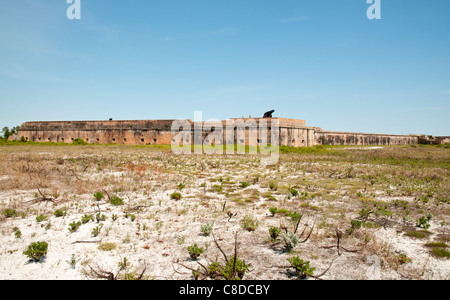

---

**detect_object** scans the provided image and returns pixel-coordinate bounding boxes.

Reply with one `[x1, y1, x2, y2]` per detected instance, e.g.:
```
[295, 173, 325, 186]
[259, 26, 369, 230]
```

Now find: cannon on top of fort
[263, 110, 275, 118]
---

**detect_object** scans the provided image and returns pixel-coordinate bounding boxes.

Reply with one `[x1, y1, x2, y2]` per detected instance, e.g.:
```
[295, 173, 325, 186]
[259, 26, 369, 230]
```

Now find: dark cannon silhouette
[263, 110, 275, 118]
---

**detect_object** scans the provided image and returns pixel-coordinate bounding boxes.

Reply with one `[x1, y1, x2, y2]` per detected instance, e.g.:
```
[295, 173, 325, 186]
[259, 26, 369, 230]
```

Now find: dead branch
[321, 228, 365, 255]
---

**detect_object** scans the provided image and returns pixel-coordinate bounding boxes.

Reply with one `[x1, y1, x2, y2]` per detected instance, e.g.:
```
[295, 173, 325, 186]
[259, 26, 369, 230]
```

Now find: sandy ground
[0, 149, 449, 280]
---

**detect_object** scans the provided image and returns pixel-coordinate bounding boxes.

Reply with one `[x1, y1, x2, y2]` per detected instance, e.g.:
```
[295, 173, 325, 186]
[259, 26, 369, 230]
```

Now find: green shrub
[110, 195, 124, 206]
[23, 241, 48, 262]
[68, 221, 81, 233]
[405, 230, 431, 239]
[221, 256, 249, 280]
[92, 224, 103, 237]
[2, 208, 17, 218]
[289, 211, 303, 223]
[288, 187, 299, 197]
[72, 138, 88, 145]
[54, 208, 67, 217]
[268, 181, 277, 190]
[416, 213, 433, 229]
[287, 256, 315, 279]
[93, 192, 104, 201]
[96, 213, 107, 222]
[187, 244, 204, 260]
[81, 214, 94, 224]
[240, 215, 258, 232]
[14, 229, 22, 239]
[124, 212, 136, 221]
[36, 214, 47, 223]
[240, 181, 250, 188]
[201, 223, 214, 236]
[170, 192, 182, 200]
[269, 227, 280, 241]
[431, 248, 450, 258]
[269, 207, 278, 217]
[281, 232, 299, 253]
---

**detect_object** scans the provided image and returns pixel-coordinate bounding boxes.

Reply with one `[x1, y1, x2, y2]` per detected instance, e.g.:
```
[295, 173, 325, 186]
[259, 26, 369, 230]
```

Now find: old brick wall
[15, 118, 420, 147]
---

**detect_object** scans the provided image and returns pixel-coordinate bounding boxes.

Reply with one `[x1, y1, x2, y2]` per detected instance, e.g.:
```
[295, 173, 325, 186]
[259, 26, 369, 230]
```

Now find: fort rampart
[12, 117, 421, 147]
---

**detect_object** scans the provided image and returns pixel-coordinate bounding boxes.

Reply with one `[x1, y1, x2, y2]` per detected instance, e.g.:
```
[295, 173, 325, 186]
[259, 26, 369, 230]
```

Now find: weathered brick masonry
[12, 117, 421, 146]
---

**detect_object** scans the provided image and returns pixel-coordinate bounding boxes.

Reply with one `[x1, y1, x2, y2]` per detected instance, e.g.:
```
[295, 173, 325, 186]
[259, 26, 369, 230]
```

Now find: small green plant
[269, 207, 278, 217]
[289, 211, 303, 223]
[54, 208, 67, 217]
[358, 207, 372, 221]
[170, 192, 182, 200]
[187, 244, 204, 260]
[36, 214, 47, 223]
[240, 181, 250, 188]
[93, 191, 104, 201]
[23, 241, 48, 262]
[81, 214, 94, 224]
[66, 254, 77, 268]
[347, 220, 362, 234]
[110, 195, 124, 206]
[280, 232, 299, 253]
[92, 224, 103, 237]
[240, 215, 258, 232]
[431, 247, 450, 258]
[14, 229, 22, 239]
[112, 214, 118, 221]
[287, 256, 315, 279]
[96, 213, 107, 222]
[395, 253, 412, 265]
[221, 256, 249, 280]
[269, 226, 281, 241]
[268, 181, 277, 190]
[178, 182, 185, 190]
[2, 208, 17, 218]
[405, 230, 431, 239]
[118, 257, 130, 270]
[68, 221, 81, 233]
[416, 213, 433, 229]
[288, 187, 299, 197]
[72, 138, 88, 145]
[201, 223, 214, 236]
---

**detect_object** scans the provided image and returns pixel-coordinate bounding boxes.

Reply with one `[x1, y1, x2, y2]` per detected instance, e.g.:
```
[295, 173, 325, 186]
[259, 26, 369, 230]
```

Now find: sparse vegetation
[23, 241, 48, 262]
[187, 244, 204, 260]
[0, 143, 448, 279]
[170, 192, 182, 200]
[201, 223, 214, 236]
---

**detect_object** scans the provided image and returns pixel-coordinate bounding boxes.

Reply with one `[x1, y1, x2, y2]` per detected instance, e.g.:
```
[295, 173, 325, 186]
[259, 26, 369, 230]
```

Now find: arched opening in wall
[112, 138, 116, 142]
[61, 138, 64, 142]
[48, 138, 51, 141]
[124, 138, 127, 142]
[153, 138, 157, 143]
[302, 140, 305, 146]
[25, 137, 29, 141]
[96, 138, 100, 142]
[86, 138, 89, 142]
[141, 139, 145, 143]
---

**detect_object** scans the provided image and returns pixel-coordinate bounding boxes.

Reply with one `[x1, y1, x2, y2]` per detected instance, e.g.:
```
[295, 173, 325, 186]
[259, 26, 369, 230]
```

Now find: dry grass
[0, 143, 449, 279]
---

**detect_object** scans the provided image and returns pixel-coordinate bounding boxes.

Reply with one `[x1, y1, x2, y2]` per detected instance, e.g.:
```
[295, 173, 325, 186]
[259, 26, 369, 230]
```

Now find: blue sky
[0, 0, 449, 135]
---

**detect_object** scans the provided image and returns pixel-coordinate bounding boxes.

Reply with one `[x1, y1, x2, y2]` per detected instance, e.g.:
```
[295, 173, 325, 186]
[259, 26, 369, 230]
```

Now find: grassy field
[0, 142, 448, 279]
